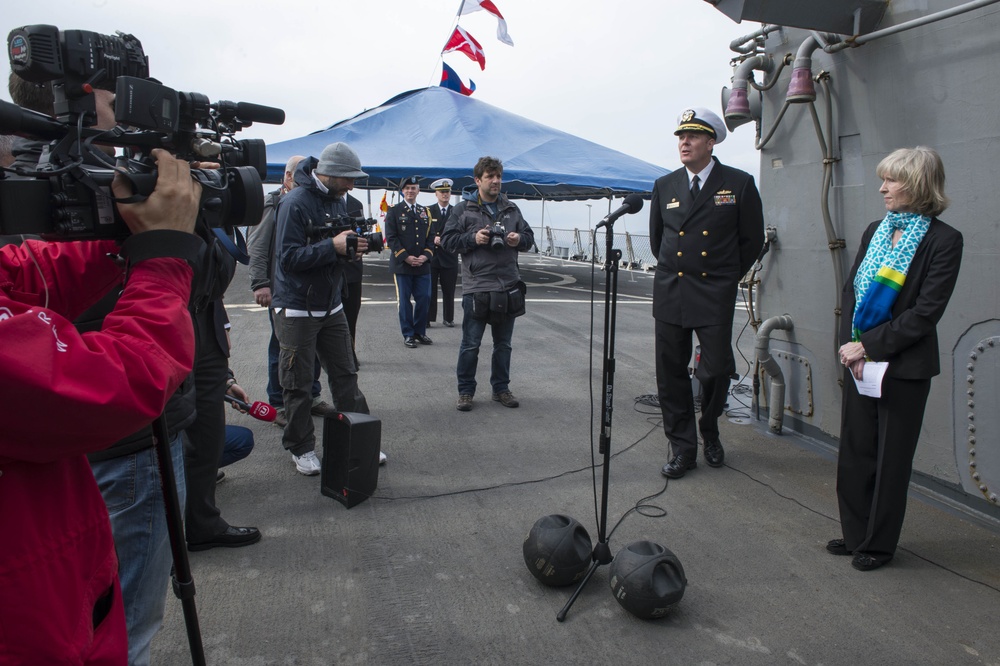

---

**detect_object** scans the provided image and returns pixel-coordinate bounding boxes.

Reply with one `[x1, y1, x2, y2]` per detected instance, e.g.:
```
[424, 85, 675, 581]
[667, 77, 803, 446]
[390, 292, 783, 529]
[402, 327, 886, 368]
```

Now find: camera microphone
[223, 394, 277, 422]
[211, 99, 286, 126]
[596, 194, 644, 229]
[235, 102, 285, 126]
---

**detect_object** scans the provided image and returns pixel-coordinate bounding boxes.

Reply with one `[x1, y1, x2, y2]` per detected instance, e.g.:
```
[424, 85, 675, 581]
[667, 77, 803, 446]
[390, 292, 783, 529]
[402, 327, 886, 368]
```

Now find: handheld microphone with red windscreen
[224, 394, 277, 422]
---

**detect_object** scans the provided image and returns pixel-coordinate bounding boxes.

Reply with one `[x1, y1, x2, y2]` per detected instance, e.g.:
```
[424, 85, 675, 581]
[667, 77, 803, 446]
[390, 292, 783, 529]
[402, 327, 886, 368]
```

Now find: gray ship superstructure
[702, 0, 1000, 519]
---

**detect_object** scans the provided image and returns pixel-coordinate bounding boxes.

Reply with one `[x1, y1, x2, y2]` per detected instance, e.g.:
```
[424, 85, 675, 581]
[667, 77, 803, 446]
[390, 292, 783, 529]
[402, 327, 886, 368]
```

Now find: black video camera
[305, 214, 385, 259]
[0, 24, 285, 242]
[489, 220, 506, 250]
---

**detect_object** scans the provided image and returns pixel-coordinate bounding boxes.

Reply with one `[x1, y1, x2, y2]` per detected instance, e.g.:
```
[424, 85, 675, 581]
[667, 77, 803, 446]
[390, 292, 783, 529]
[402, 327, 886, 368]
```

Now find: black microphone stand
[152, 415, 206, 665]
[557, 220, 622, 622]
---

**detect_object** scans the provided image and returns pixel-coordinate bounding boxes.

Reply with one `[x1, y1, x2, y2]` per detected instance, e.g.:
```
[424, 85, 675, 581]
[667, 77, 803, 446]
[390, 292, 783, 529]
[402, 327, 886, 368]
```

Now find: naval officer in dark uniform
[649, 107, 765, 479]
[428, 178, 459, 327]
[385, 175, 434, 348]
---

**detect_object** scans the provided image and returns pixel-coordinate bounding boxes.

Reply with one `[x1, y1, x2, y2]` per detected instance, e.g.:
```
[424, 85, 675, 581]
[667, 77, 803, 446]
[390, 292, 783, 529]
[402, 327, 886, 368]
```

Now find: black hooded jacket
[272, 157, 350, 313]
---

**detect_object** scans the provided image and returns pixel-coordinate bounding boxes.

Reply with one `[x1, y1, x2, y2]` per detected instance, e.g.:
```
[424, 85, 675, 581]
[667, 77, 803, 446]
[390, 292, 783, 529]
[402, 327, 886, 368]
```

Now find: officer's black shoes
[661, 453, 697, 479]
[703, 439, 725, 467]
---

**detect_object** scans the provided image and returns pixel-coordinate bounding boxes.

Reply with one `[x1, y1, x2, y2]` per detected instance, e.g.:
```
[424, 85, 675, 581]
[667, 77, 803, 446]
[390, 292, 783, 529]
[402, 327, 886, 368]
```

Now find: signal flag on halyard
[440, 62, 476, 96]
[459, 0, 514, 46]
[379, 192, 389, 217]
[443, 26, 486, 70]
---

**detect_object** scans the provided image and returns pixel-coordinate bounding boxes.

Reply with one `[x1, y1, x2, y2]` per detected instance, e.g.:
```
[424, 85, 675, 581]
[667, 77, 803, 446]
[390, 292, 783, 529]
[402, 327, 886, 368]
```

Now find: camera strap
[212, 227, 249, 265]
[478, 196, 500, 224]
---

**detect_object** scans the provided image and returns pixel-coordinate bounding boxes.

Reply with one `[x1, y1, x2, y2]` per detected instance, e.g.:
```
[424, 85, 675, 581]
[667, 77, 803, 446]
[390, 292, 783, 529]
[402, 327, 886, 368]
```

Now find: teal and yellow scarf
[852, 211, 930, 341]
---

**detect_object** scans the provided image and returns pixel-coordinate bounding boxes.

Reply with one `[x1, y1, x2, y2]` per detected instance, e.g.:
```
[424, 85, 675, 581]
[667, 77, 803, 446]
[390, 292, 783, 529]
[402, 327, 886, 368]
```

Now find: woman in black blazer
[829, 147, 963, 571]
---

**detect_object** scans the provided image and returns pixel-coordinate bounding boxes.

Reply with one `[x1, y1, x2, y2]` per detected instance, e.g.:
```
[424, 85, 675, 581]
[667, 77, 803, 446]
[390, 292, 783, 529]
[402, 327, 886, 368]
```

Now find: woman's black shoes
[826, 538, 892, 570]
[826, 538, 851, 556]
[851, 553, 892, 571]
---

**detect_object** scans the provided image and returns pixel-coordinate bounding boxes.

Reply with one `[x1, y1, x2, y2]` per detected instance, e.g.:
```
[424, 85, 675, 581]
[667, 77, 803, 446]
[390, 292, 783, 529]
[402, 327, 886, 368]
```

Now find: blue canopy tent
[264, 87, 669, 201]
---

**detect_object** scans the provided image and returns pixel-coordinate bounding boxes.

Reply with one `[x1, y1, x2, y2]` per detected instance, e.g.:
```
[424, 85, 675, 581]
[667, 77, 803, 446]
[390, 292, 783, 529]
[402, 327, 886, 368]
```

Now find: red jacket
[0, 237, 196, 664]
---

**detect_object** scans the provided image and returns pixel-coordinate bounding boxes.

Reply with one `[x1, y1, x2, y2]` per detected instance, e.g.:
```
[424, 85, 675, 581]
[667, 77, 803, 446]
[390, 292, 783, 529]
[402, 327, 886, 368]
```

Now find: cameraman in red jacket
[0, 149, 203, 664]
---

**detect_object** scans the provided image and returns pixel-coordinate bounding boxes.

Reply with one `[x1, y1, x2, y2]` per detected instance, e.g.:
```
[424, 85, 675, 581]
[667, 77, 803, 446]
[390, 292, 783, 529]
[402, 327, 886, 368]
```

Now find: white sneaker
[293, 451, 321, 476]
[379, 451, 387, 466]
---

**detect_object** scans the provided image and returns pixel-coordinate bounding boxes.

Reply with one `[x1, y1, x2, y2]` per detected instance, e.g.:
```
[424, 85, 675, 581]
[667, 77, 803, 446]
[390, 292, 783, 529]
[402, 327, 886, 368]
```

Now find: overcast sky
[2, 1, 763, 233]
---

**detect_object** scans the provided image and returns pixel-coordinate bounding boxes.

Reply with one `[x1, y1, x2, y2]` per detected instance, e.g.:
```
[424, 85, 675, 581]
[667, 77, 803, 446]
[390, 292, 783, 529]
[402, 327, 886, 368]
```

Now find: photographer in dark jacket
[272, 142, 381, 476]
[441, 156, 534, 412]
[248, 154, 335, 423]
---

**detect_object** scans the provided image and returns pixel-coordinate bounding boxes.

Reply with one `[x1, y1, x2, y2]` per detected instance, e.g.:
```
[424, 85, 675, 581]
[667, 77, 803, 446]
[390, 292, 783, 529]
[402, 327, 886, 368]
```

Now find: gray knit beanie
[315, 142, 368, 178]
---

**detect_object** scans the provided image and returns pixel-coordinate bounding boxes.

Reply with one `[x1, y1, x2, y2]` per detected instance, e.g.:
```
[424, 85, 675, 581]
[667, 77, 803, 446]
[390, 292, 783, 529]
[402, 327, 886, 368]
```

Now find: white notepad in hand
[854, 361, 889, 398]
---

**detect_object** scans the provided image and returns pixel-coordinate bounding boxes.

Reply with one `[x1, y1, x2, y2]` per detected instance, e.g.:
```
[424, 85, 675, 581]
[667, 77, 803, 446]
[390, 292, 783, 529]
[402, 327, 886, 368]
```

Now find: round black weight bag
[522, 515, 592, 587]
[609, 540, 686, 619]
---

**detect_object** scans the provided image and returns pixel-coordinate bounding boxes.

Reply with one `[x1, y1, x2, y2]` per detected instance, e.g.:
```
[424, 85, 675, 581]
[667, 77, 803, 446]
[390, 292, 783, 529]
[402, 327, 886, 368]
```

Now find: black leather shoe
[187, 526, 261, 552]
[851, 552, 892, 571]
[404, 337, 418, 348]
[661, 453, 697, 479]
[703, 439, 725, 467]
[826, 538, 851, 556]
[415, 334, 433, 345]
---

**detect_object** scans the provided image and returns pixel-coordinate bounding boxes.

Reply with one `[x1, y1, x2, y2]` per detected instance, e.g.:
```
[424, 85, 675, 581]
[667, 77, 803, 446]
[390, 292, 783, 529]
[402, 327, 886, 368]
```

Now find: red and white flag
[442, 26, 486, 70]
[459, 0, 514, 46]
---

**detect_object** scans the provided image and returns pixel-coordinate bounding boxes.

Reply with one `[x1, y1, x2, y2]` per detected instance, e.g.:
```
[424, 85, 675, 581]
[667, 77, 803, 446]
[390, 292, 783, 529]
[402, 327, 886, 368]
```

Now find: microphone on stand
[596, 194, 644, 229]
[223, 394, 277, 422]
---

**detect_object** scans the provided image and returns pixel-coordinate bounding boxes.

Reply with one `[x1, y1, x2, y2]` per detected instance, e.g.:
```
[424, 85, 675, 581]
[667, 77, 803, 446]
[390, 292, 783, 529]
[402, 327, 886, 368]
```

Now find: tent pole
[540, 199, 547, 254]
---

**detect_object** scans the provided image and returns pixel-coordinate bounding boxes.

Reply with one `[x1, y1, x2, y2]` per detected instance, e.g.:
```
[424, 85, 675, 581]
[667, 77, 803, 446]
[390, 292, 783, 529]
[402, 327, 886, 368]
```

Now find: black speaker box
[321, 411, 380, 508]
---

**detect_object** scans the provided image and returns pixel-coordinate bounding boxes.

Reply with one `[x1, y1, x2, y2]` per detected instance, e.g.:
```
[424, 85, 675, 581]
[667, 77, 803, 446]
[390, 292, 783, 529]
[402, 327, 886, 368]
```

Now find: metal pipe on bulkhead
[825, 0, 1000, 52]
[755, 315, 794, 434]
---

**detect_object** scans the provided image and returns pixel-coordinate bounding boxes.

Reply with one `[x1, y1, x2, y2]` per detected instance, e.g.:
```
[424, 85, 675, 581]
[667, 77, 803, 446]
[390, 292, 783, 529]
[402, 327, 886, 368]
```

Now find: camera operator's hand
[332, 230, 367, 256]
[112, 149, 201, 235]
[254, 287, 272, 308]
[506, 232, 520, 247]
[475, 227, 491, 246]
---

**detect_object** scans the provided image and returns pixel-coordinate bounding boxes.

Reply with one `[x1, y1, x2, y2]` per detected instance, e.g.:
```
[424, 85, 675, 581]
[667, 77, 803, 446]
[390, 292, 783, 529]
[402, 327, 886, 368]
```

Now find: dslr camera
[489, 220, 507, 250]
[0, 24, 285, 242]
[305, 214, 385, 259]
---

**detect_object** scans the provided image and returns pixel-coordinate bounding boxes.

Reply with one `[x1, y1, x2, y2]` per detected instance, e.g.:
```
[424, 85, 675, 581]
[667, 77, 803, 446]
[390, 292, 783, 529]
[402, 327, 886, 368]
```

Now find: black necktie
[691, 175, 701, 199]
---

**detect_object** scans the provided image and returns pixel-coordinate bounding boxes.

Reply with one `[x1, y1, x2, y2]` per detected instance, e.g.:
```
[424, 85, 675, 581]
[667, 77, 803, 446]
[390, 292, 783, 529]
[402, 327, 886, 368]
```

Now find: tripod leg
[152, 416, 206, 666]
[556, 538, 613, 623]
[556, 558, 601, 622]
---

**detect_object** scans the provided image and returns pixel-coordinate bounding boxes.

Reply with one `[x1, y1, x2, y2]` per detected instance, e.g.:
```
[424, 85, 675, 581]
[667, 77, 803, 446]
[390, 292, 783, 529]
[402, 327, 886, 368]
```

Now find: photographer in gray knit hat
[315, 142, 368, 179]
[271, 141, 386, 476]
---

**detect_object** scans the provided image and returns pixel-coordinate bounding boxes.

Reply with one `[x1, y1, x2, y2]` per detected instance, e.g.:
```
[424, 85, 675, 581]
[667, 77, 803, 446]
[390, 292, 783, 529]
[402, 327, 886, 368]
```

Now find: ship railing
[537, 225, 656, 270]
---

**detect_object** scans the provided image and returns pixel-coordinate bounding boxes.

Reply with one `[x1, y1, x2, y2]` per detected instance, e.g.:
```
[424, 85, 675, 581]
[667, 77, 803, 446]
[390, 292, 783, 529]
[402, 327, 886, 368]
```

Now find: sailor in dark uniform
[427, 178, 459, 327]
[649, 107, 765, 479]
[385, 175, 435, 348]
